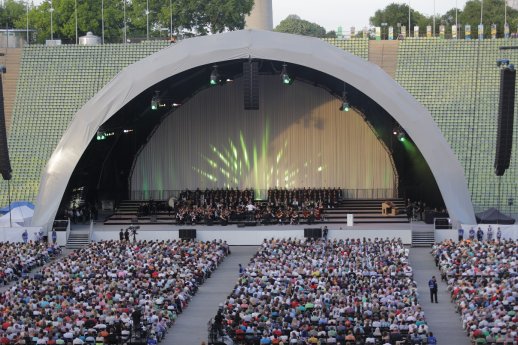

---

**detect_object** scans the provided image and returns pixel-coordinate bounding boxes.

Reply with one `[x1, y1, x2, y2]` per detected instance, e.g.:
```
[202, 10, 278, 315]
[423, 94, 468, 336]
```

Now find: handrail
[65, 219, 71, 243]
[129, 188, 396, 201]
[88, 220, 94, 243]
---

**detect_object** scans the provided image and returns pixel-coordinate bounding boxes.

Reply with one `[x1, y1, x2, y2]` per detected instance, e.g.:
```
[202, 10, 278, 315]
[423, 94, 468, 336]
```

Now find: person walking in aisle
[428, 276, 438, 303]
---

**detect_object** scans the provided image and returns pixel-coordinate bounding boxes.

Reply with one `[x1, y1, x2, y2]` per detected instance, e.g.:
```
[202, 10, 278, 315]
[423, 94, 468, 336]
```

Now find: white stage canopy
[32, 29, 477, 229]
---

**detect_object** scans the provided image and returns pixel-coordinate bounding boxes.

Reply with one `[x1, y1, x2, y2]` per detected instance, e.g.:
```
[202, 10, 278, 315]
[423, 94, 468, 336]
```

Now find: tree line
[275, 0, 518, 38]
[0, 0, 253, 43]
[370, 0, 518, 37]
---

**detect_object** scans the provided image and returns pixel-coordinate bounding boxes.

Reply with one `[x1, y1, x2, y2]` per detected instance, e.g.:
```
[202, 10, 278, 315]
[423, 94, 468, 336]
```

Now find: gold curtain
[131, 75, 395, 198]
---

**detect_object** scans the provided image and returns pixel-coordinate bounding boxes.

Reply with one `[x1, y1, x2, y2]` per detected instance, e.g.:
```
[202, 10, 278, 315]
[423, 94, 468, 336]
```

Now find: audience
[0, 241, 61, 285]
[0, 239, 229, 345]
[214, 237, 429, 345]
[432, 239, 518, 345]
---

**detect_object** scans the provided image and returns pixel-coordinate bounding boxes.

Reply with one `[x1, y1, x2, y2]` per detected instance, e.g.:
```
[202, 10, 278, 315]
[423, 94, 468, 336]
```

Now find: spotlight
[339, 101, 350, 112]
[151, 91, 160, 110]
[123, 129, 133, 133]
[393, 129, 398, 135]
[397, 132, 406, 142]
[210, 65, 220, 86]
[280, 63, 292, 85]
[339, 88, 350, 112]
[96, 131, 106, 141]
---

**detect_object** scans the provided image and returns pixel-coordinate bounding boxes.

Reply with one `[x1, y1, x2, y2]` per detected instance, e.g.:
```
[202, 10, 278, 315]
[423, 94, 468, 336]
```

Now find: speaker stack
[243, 61, 259, 110]
[0, 73, 12, 181]
[304, 228, 322, 239]
[179, 229, 196, 240]
[494, 66, 516, 176]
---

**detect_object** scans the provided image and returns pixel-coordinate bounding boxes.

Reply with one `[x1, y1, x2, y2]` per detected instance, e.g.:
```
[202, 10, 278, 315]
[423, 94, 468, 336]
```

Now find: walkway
[164, 246, 258, 345]
[409, 247, 471, 345]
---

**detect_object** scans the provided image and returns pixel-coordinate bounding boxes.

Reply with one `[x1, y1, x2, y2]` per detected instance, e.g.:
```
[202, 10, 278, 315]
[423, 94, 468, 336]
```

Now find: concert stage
[91, 222, 414, 245]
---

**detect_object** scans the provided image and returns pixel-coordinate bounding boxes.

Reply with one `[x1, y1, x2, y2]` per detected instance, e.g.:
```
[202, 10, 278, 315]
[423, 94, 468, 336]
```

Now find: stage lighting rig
[339, 86, 350, 112]
[150, 91, 181, 110]
[280, 63, 293, 85]
[393, 127, 406, 142]
[210, 65, 221, 86]
[151, 91, 160, 110]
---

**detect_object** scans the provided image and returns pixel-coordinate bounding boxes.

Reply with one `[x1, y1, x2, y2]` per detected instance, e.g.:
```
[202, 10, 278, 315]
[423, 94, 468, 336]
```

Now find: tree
[0, 0, 26, 29]
[458, 0, 518, 37]
[7, 0, 252, 43]
[274, 14, 326, 37]
[370, 3, 428, 32]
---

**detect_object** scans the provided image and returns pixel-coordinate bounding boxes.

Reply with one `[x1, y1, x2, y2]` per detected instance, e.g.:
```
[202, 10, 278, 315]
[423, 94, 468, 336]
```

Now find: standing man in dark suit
[428, 276, 438, 303]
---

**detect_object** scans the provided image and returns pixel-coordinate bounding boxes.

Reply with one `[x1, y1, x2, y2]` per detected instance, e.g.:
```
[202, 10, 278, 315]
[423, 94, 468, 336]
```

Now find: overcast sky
[272, 0, 468, 31]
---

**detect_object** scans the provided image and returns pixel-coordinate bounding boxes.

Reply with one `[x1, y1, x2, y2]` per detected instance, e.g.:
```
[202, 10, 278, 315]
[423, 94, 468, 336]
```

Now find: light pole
[49, 2, 54, 40]
[101, 0, 104, 43]
[26, 0, 29, 44]
[480, 0, 483, 25]
[504, 0, 508, 38]
[408, 0, 411, 37]
[433, 0, 436, 37]
[146, 0, 149, 40]
[75, 0, 78, 44]
[123, 0, 126, 43]
[455, 0, 458, 31]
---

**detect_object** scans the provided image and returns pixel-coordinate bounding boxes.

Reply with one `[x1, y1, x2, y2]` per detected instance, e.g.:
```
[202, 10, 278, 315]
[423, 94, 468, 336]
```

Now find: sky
[272, 0, 468, 31]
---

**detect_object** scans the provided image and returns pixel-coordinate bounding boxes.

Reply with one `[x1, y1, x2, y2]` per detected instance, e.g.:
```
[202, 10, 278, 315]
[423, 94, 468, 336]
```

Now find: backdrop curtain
[130, 75, 395, 199]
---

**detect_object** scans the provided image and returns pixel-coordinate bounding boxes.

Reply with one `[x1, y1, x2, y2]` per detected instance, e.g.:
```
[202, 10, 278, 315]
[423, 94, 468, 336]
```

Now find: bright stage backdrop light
[130, 75, 396, 199]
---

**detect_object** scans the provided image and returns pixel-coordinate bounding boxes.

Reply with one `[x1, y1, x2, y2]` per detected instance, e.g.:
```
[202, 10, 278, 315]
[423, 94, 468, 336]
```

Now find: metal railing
[129, 188, 396, 201]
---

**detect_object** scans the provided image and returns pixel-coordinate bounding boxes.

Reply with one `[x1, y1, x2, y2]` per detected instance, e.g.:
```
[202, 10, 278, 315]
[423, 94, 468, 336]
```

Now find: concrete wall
[92, 224, 412, 245]
[435, 224, 518, 242]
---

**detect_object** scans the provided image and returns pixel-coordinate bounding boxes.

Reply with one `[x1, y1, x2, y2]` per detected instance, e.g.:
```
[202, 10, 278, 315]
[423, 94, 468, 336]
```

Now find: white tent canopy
[31, 29, 476, 228]
[0, 205, 34, 227]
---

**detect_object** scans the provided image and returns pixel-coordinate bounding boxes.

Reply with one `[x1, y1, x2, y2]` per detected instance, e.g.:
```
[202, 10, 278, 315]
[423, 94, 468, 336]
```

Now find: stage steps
[66, 231, 90, 249]
[411, 231, 435, 247]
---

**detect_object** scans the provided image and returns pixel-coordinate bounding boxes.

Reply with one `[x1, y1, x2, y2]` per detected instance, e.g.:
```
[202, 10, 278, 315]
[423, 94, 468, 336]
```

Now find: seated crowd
[0, 239, 230, 345]
[432, 240, 518, 344]
[0, 241, 61, 285]
[173, 188, 337, 226]
[214, 238, 433, 345]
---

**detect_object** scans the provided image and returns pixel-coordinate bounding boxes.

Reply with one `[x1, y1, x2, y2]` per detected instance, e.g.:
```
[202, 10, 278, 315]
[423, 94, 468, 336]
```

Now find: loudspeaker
[0, 74, 12, 181]
[243, 61, 259, 110]
[494, 67, 516, 176]
[304, 228, 322, 239]
[237, 223, 246, 228]
[179, 229, 196, 239]
[245, 221, 257, 227]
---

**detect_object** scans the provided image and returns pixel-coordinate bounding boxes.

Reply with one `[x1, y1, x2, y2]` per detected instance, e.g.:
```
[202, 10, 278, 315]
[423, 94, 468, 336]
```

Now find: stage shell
[31, 29, 477, 229]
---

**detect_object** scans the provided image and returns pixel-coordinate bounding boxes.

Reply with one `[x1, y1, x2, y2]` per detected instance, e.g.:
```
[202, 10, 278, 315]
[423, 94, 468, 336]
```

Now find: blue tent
[0, 201, 35, 213]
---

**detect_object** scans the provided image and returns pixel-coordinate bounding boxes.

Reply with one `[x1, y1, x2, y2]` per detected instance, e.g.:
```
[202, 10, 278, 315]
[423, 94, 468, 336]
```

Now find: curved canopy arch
[32, 29, 476, 227]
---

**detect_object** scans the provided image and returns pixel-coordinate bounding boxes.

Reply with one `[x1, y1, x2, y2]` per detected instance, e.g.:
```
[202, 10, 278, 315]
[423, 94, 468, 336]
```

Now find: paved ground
[164, 246, 258, 345]
[409, 247, 471, 345]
